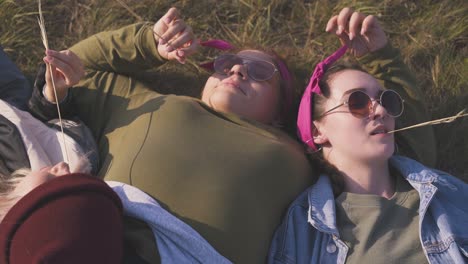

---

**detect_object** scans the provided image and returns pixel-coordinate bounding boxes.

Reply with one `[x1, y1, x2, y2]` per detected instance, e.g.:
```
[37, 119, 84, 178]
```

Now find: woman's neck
[330, 156, 395, 199]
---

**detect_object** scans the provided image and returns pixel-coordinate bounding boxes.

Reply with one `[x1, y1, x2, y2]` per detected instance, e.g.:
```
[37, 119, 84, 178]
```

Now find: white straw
[388, 109, 468, 134]
[38, 0, 70, 165]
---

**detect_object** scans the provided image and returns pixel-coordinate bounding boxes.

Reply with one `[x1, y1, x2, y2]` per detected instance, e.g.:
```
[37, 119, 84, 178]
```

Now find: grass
[1, 0, 467, 181]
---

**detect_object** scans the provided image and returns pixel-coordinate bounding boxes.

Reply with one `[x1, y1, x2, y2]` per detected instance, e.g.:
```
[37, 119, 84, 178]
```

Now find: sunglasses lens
[213, 55, 276, 81]
[348, 91, 372, 118]
[213, 55, 242, 75]
[381, 90, 403, 117]
[248, 61, 276, 81]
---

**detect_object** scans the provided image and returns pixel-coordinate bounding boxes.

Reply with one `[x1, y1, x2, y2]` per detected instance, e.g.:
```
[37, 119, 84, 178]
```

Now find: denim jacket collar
[307, 155, 439, 237]
[390, 156, 437, 184]
[307, 175, 340, 237]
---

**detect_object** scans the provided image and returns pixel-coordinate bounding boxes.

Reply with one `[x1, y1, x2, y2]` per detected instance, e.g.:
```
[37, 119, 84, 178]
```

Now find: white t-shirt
[0, 99, 87, 172]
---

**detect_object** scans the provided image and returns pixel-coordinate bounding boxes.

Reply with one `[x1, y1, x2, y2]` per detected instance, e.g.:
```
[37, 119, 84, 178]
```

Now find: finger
[179, 37, 199, 57]
[43, 58, 53, 81]
[361, 15, 378, 35]
[172, 38, 200, 64]
[158, 7, 181, 44]
[325, 15, 338, 33]
[153, 7, 180, 44]
[337, 32, 350, 47]
[174, 52, 186, 64]
[47, 50, 84, 84]
[48, 49, 82, 70]
[352, 35, 371, 57]
[43, 63, 60, 102]
[336, 7, 354, 35]
[166, 26, 193, 51]
[45, 49, 60, 57]
[44, 55, 77, 85]
[44, 49, 58, 66]
[348, 12, 365, 40]
[162, 19, 187, 51]
[59, 50, 84, 75]
[162, 7, 180, 25]
[44, 55, 72, 76]
[43, 56, 59, 81]
[171, 47, 188, 64]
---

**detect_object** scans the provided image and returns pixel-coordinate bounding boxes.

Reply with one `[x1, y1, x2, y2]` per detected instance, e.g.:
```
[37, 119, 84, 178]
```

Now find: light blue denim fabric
[268, 155, 468, 264]
[0, 46, 31, 110]
[107, 181, 232, 264]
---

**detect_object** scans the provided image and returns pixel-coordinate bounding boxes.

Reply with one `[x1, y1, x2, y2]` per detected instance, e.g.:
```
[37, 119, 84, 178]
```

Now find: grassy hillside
[1, 0, 467, 180]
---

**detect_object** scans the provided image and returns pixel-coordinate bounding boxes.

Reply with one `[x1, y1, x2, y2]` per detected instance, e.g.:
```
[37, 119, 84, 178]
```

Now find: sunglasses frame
[213, 54, 279, 81]
[319, 89, 404, 119]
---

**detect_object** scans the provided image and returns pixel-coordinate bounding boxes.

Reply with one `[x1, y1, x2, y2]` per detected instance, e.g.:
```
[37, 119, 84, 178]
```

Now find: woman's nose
[370, 100, 388, 120]
[49, 162, 70, 176]
[228, 64, 248, 80]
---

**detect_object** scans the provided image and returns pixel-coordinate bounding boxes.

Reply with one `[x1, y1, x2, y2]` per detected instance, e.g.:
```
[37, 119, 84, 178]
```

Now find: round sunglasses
[213, 54, 278, 81]
[320, 89, 404, 119]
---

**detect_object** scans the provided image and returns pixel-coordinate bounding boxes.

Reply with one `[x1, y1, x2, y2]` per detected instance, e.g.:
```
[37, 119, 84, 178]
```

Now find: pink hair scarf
[296, 45, 348, 151]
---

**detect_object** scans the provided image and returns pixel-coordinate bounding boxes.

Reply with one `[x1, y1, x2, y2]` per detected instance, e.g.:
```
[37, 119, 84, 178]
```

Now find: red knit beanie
[0, 173, 123, 264]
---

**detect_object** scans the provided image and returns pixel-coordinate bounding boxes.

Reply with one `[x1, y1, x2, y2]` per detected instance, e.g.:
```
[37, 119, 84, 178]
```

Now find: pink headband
[199, 39, 293, 124]
[199, 39, 236, 69]
[296, 45, 348, 151]
[200, 39, 235, 50]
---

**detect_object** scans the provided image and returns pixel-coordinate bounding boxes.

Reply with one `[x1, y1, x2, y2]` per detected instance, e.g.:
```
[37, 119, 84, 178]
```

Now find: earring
[394, 142, 399, 155]
[307, 145, 323, 154]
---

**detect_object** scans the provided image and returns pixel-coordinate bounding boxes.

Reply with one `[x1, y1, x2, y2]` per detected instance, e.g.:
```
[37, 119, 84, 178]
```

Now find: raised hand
[43, 49, 84, 103]
[326, 7, 387, 57]
[153, 7, 199, 64]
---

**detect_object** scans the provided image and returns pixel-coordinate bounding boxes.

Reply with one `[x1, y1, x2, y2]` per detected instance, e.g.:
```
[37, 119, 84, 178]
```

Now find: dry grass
[1, 0, 467, 180]
[37, 0, 71, 164]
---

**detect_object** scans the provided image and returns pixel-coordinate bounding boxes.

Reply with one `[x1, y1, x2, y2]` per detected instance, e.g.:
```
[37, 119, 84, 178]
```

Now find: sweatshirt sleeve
[358, 43, 437, 167]
[69, 22, 167, 75]
[30, 22, 166, 121]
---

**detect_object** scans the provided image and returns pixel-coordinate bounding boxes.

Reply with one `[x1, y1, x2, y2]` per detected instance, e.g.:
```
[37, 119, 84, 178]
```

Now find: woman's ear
[312, 121, 328, 145]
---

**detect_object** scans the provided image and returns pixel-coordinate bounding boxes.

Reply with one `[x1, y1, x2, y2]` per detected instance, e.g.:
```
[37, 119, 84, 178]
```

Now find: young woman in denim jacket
[269, 8, 468, 264]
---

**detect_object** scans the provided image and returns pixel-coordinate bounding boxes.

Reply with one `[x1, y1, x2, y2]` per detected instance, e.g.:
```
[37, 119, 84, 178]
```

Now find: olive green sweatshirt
[69, 23, 313, 263]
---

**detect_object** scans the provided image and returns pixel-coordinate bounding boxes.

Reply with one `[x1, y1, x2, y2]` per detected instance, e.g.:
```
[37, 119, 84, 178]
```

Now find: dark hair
[310, 61, 369, 196]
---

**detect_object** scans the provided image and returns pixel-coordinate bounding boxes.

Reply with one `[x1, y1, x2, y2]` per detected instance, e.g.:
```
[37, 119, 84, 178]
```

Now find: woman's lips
[370, 125, 388, 135]
[220, 80, 245, 95]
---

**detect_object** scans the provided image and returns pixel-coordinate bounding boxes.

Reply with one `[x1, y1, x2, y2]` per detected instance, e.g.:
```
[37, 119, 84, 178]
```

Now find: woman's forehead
[237, 50, 274, 62]
[330, 69, 382, 97]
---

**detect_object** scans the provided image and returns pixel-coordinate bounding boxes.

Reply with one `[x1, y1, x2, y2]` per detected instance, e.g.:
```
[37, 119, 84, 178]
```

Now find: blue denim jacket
[268, 156, 468, 264]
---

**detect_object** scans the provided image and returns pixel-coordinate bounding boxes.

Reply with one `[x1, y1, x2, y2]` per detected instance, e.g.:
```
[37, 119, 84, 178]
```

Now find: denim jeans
[0, 46, 32, 110]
